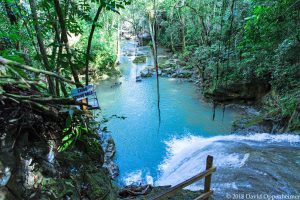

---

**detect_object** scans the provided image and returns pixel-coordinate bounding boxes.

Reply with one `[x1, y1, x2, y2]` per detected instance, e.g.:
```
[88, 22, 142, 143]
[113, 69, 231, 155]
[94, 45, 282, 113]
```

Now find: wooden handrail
[149, 155, 216, 200]
[194, 190, 213, 200]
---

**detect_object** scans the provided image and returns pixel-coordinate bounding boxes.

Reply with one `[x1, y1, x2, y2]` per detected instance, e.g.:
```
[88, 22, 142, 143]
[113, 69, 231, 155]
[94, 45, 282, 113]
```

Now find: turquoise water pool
[96, 40, 300, 198]
[96, 40, 238, 185]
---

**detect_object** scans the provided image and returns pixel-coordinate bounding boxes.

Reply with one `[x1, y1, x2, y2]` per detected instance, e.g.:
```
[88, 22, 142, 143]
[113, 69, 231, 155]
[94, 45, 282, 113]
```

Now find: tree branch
[0, 56, 75, 84]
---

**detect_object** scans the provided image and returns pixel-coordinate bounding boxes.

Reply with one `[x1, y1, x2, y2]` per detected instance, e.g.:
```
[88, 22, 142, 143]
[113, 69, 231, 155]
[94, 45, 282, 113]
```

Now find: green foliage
[0, 0, 131, 91]
[58, 107, 97, 152]
[58, 108, 88, 152]
[125, 0, 299, 129]
[93, 43, 117, 75]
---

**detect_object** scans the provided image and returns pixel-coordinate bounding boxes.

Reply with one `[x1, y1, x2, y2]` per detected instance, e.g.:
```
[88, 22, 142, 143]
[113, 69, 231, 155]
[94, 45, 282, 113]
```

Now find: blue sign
[71, 85, 94, 101]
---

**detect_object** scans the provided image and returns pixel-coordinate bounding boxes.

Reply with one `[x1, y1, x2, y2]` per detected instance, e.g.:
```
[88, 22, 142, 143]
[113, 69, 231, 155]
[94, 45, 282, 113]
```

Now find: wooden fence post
[203, 155, 213, 200]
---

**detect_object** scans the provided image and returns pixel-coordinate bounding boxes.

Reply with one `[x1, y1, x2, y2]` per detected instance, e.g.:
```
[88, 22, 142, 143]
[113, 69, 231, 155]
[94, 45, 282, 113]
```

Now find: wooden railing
[150, 155, 216, 200]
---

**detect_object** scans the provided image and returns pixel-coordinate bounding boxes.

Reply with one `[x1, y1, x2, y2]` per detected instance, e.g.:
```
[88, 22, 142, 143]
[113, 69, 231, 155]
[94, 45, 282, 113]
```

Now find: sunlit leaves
[100, 0, 132, 14]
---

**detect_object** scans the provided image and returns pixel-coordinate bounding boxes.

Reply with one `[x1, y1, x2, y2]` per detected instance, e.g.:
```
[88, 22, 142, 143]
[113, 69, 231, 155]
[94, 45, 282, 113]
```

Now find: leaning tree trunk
[85, 5, 103, 86]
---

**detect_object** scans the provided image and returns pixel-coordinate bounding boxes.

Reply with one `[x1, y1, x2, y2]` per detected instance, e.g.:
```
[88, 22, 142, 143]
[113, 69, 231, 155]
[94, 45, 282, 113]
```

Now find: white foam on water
[47, 146, 55, 163]
[155, 133, 300, 188]
[123, 170, 143, 185]
[47, 141, 55, 163]
[146, 175, 154, 185]
[0, 167, 11, 186]
[214, 182, 240, 191]
[123, 170, 154, 186]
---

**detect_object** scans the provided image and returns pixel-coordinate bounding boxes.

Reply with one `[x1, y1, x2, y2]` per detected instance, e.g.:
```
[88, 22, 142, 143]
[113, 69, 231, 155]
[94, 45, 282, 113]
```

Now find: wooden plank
[81, 98, 88, 110]
[194, 190, 213, 200]
[149, 167, 216, 200]
[203, 156, 213, 200]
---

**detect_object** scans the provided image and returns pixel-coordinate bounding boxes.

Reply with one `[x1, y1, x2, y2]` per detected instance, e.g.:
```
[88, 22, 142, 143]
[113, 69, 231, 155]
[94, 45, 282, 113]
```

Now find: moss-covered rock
[82, 169, 116, 200]
[133, 56, 147, 64]
[0, 94, 115, 199]
[39, 178, 80, 199]
[118, 186, 200, 200]
[287, 102, 300, 132]
[140, 68, 153, 78]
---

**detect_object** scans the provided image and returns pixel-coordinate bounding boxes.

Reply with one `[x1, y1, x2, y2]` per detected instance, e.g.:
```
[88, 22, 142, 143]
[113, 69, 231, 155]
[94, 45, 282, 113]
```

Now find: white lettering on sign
[71, 85, 94, 101]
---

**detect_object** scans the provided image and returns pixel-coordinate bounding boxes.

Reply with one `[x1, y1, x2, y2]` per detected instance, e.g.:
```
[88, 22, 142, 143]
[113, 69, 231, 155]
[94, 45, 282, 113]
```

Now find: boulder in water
[161, 67, 174, 76]
[140, 68, 153, 78]
[170, 69, 193, 78]
[133, 56, 147, 64]
[138, 32, 151, 46]
[136, 76, 142, 82]
[111, 82, 122, 88]
[177, 69, 193, 78]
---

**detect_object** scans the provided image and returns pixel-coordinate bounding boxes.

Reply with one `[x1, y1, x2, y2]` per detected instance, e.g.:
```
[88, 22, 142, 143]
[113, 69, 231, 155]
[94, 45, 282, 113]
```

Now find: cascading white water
[155, 133, 300, 198]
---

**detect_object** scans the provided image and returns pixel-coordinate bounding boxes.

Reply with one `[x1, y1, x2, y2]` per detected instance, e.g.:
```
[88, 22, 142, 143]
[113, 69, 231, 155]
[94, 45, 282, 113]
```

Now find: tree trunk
[149, 0, 161, 124]
[215, 0, 227, 86]
[181, 13, 186, 51]
[52, 21, 61, 97]
[53, 0, 82, 87]
[29, 0, 56, 95]
[225, 0, 236, 86]
[3, 1, 20, 50]
[85, 5, 103, 86]
[116, 16, 121, 65]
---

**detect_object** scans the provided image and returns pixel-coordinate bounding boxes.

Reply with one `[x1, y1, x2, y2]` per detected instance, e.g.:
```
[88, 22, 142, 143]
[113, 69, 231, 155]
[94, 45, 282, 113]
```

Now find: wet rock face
[103, 138, 120, 179]
[0, 100, 115, 200]
[287, 102, 300, 132]
[233, 117, 275, 133]
[0, 105, 59, 199]
[0, 137, 114, 200]
[204, 80, 271, 103]
[81, 168, 115, 200]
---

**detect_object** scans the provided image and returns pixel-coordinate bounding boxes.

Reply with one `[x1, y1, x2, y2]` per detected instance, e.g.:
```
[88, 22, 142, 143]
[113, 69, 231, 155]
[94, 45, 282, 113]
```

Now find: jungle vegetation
[123, 0, 300, 131]
[0, 0, 300, 199]
[0, 0, 300, 160]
